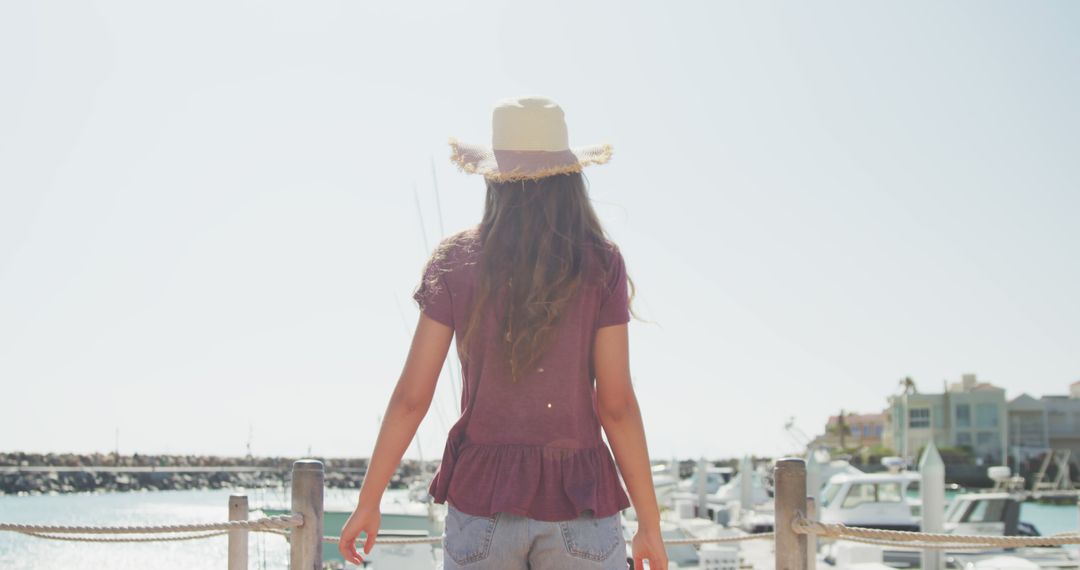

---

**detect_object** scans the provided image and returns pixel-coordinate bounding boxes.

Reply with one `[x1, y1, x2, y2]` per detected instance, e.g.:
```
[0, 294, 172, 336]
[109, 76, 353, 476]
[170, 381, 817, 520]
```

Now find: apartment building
[1007, 381, 1080, 463]
[883, 373, 1008, 464]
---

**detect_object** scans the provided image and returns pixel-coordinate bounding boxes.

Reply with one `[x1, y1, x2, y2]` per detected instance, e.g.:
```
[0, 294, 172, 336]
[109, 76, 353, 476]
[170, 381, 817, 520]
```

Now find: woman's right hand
[631, 525, 668, 570]
[338, 504, 381, 565]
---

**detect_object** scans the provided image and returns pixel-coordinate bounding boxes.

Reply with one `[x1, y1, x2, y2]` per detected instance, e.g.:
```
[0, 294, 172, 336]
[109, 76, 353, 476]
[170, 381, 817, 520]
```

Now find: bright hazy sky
[2, 1, 1078, 461]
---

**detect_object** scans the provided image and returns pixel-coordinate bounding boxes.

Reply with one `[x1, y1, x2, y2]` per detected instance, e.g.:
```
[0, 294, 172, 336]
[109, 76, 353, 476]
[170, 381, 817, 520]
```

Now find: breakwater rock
[0, 452, 428, 496]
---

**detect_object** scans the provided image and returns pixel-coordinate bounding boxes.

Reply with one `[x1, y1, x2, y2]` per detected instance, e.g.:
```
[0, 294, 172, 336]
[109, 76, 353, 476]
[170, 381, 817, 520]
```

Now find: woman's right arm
[594, 322, 668, 570]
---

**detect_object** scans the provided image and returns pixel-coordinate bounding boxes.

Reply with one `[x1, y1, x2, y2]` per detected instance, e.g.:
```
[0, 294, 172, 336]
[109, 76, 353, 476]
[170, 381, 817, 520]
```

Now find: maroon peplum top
[411, 227, 632, 522]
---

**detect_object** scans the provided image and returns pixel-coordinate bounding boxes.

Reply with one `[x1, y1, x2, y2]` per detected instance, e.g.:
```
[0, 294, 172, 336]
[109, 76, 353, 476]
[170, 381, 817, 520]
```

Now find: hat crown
[491, 96, 569, 153]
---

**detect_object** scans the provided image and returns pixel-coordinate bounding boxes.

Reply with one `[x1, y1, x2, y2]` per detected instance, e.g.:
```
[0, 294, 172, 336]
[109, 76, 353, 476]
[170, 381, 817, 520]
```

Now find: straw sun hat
[448, 96, 613, 183]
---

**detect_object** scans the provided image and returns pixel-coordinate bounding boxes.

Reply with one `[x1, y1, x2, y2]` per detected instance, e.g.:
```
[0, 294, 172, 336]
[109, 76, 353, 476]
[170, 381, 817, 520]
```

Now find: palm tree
[897, 376, 917, 396]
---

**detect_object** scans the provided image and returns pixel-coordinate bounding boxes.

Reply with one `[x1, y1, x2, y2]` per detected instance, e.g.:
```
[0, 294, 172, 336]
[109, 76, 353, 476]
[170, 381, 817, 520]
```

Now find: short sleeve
[412, 255, 455, 328]
[595, 245, 630, 329]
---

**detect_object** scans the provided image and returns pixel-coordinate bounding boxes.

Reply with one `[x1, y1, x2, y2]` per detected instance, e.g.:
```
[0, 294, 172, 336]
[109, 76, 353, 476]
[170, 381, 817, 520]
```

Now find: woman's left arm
[338, 313, 453, 565]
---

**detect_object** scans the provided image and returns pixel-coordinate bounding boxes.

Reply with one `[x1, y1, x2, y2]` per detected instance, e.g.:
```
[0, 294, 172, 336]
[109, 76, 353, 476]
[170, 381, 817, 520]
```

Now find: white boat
[825, 485, 1079, 569]
[902, 492, 1075, 569]
[651, 462, 681, 507]
[735, 453, 864, 535]
[675, 465, 734, 495]
[944, 491, 1040, 537]
[669, 467, 773, 527]
[818, 471, 922, 531]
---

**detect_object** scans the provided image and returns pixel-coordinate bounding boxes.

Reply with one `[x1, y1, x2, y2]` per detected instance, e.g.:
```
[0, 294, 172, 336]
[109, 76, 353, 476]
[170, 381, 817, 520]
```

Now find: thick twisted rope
[816, 534, 1011, 551]
[663, 532, 774, 545]
[0, 514, 302, 536]
[793, 516, 1080, 549]
[16, 531, 231, 543]
[324, 535, 442, 545]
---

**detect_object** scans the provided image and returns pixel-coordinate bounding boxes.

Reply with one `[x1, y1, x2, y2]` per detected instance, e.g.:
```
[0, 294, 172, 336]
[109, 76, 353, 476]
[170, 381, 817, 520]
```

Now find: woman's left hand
[338, 504, 381, 565]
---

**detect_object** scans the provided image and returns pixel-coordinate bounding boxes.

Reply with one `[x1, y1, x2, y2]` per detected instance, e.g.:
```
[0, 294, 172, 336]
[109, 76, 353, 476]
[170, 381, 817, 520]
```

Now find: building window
[957, 432, 972, 446]
[975, 404, 998, 428]
[909, 408, 930, 428]
[956, 404, 971, 428]
[976, 432, 995, 447]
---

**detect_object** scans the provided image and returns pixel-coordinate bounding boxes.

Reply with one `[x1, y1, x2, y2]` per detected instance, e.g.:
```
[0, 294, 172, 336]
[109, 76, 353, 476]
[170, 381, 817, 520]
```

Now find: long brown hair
[435, 171, 639, 383]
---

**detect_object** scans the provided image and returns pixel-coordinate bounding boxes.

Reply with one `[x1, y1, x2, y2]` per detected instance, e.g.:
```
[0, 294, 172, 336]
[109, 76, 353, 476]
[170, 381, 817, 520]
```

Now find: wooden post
[228, 494, 249, 570]
[290, 459, 324, 570]
[805, 497, 817, 570]
[774, 458, 808, 570]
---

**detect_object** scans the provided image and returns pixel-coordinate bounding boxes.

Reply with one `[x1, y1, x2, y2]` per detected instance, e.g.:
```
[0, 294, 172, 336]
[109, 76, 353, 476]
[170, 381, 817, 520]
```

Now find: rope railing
[15, 531, 232, 543]
[0, 514, 302, 536]
[791, 515, 1080, 550]
[0, 513, 302, 546]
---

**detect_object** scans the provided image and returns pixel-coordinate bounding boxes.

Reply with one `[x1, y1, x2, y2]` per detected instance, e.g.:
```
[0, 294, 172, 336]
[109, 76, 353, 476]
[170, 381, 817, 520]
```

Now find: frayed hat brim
[448, 137, 613, 182]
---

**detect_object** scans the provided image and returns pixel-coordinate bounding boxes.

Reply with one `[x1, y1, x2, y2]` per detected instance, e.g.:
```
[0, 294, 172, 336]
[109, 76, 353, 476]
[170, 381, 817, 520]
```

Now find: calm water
[1, 488, 1077, 569]
[0, 487, 292, 570]
[1022, 500, 1079, 536]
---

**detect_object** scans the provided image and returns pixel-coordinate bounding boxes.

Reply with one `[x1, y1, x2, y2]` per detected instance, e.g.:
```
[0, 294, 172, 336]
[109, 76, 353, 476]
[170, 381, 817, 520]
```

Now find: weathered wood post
[805, 497, 817, 570]
[920, 441, 945, 570]
[290, 459, 325, 570]
[228, 494, 249, 570]
[774, 458, 808, 570]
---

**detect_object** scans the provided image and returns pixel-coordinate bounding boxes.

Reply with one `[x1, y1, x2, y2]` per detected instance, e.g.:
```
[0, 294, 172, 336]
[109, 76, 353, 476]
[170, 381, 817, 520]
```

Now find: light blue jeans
[440, 503, 628, 569]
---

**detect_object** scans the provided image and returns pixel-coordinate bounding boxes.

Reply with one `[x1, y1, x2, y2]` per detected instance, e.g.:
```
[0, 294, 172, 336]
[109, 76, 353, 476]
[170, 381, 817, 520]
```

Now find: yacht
[823, 477, 1078, 569]
[818, 471, 922, 531]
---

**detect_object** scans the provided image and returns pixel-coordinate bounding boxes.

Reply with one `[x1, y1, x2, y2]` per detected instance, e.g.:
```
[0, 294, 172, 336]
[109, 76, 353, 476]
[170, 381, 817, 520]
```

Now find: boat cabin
[943, 492, 1038, 537]
[818, 471, 921, 531]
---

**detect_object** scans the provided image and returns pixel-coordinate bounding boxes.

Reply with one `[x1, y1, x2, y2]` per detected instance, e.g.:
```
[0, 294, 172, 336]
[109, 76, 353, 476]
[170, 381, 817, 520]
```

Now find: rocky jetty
[0, 452, 428, 496]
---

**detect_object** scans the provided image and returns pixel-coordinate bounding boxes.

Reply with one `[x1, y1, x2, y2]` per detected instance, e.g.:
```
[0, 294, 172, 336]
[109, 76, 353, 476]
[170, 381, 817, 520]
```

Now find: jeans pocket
[444, 505, 499, 566]
[559, 510, 623, 562]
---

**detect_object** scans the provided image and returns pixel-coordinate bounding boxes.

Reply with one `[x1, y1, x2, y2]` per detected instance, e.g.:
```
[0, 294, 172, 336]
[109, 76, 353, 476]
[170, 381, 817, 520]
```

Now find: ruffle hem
[428, 441, 631, 522]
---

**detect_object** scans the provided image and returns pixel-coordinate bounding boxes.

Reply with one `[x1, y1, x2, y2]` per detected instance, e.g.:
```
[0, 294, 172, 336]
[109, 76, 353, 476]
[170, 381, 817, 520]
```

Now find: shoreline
[0, 451, 427, 496]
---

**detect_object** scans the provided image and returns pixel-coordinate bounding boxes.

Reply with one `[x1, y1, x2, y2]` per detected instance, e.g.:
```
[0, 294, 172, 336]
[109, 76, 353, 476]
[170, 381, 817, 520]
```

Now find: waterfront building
[883, 373, 1008, 465]
[813, 412, 885, 450]
[1007, 381, 1080, 465]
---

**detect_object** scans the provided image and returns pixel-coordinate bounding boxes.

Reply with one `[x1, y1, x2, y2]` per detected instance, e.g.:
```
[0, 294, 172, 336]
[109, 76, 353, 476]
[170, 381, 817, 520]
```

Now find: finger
[340, 538, 361, 565]
[364, 530, 377, 554]
[634, 555, 644, 570]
